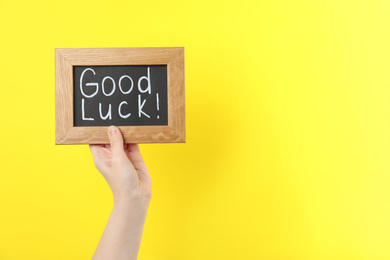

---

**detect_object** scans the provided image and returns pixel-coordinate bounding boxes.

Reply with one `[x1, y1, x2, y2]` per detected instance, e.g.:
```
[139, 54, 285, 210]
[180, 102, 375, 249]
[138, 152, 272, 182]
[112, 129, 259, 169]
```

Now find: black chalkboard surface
[74, 65, 168, 126]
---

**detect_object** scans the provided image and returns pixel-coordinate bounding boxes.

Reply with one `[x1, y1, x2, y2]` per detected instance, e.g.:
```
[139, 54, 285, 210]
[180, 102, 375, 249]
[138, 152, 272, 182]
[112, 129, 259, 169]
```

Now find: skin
[89, 126, 152, 260]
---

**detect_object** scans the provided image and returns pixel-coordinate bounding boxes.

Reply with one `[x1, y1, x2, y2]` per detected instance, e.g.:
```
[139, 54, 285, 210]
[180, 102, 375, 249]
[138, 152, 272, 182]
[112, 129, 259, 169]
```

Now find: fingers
[127, 143, 140, 153]
[126, 144, 142, 163]
[126, 144, 149, 175]
[89, 144, 104, 156]
[108, 126, 125, 158]
[89, 144, 110, 174]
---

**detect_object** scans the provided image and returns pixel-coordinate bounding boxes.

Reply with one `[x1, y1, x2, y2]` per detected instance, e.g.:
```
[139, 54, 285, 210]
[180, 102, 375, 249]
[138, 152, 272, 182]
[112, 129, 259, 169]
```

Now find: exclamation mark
[156, 93, 160, 119]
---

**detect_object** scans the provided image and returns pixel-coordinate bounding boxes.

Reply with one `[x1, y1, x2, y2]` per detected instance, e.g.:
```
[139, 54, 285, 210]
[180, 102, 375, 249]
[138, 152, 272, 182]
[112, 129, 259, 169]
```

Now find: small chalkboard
[74, 65, 168, 126]
[55, 48, 185, 144]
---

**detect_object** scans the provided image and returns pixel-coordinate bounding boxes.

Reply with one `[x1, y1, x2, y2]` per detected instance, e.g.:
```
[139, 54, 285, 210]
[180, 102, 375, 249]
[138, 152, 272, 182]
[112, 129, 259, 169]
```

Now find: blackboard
[74, 65, 168, 126]
[55, 47, 185, 144]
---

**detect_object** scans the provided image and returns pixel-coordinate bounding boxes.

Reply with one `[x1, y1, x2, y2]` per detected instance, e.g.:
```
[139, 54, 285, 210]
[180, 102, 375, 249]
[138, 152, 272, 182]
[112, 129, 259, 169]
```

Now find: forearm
[92, 198, 150, 260]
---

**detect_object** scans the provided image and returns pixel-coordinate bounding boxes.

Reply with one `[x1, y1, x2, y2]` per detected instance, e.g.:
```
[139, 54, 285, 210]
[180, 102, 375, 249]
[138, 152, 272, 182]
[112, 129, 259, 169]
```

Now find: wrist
[113, 197, 150, 225]
[113, 194, 151, 209]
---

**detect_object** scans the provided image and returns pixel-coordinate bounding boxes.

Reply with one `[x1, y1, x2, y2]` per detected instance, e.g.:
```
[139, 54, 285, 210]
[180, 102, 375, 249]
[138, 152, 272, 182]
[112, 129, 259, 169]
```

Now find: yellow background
[1, 0, 390, 259]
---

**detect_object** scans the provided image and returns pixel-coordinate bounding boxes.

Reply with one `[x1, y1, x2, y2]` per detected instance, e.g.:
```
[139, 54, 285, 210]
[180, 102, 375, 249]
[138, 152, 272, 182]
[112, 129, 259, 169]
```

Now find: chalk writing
[73, 65, 167, 126]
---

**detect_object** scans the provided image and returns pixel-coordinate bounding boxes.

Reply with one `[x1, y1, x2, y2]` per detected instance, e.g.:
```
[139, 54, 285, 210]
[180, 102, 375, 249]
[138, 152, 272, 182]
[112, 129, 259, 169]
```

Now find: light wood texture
[55, 47, 185, 144]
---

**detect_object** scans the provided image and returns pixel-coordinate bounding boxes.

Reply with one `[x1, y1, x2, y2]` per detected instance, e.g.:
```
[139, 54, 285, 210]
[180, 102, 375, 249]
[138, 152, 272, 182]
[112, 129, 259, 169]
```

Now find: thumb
[108, 126, 125, 158]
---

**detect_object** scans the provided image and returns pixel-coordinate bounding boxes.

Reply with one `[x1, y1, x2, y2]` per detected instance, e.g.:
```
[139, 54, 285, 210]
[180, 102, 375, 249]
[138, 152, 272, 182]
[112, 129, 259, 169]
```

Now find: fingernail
[108, 126, 117, 136]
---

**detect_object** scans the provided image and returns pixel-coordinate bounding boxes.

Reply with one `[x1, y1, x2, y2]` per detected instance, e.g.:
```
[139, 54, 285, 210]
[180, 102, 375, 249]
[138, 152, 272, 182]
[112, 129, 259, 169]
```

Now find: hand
[90, 126, 152, 260]
[89, 126, 152, 203]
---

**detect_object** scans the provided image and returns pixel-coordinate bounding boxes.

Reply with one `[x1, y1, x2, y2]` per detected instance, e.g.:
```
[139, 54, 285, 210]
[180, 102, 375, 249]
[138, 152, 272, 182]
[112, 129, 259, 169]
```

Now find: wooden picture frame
[55, 47, 185, 144]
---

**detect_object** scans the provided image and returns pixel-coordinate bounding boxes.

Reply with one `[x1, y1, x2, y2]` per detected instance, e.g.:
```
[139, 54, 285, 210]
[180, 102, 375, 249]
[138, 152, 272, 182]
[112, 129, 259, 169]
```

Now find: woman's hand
[89, 126, 152, 203]
[89, 126, 152, 260]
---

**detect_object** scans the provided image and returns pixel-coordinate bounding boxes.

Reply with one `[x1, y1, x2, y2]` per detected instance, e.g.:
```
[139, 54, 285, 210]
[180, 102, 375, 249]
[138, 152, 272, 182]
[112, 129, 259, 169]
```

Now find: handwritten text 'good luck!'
[79, 67, 160, 121]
